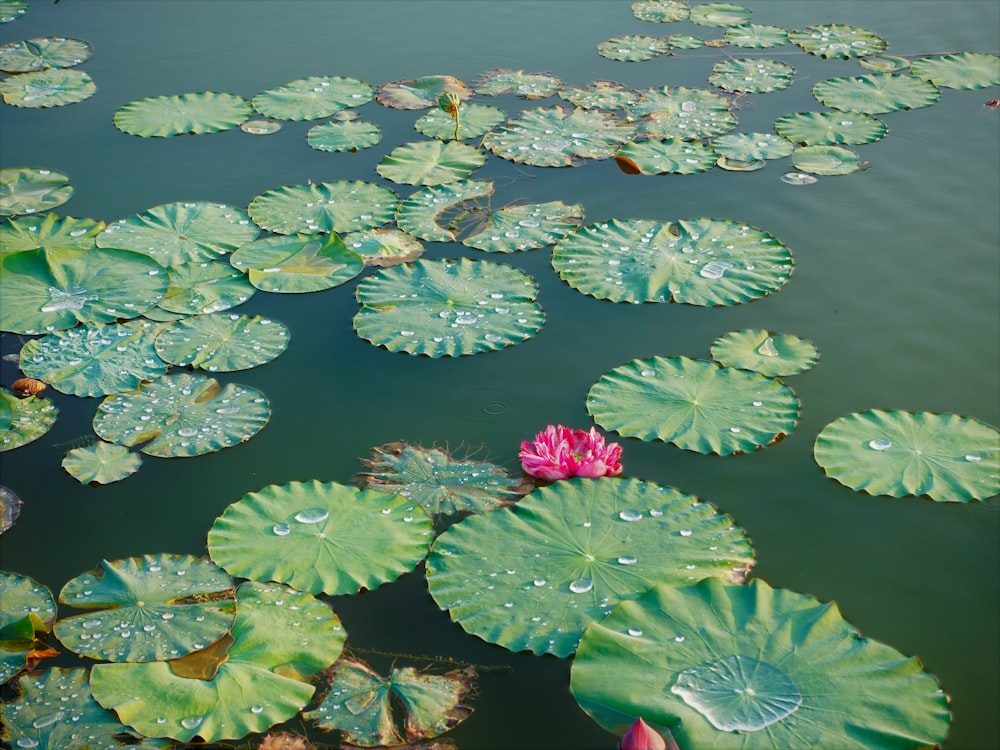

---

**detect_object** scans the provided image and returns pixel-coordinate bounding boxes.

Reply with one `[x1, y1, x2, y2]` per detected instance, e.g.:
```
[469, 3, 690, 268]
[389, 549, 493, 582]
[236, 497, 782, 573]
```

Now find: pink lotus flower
[519, 424, 622, 481]
[620, 717, 678, 750]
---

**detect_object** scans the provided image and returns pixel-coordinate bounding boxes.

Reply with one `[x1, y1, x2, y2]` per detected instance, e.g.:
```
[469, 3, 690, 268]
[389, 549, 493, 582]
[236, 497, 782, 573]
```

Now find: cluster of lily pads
[1, 0, 999, 748]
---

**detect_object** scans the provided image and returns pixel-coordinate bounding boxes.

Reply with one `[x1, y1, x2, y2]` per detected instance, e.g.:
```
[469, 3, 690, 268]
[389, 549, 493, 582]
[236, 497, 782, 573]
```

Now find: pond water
[1, 1, 997, 748]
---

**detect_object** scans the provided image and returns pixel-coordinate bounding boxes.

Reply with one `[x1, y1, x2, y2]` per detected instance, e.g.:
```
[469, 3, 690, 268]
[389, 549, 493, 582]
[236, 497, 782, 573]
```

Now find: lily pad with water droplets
[710, 329, 818, 376]
[376, 75, 471, 110]
[353, 258, 545, 358]
[0, 1, 28, 24]
[93, 372, 270, 458]
[342, 229, 424, 267]
[0, 67, 95, 107]
[909, 52, 1000, 90]
[587, 355, 800, 454]
[89, 580, 346, 744]
[597, 35, 672, 63]
[0, 571, 56, 683]
[252, 75, 373, 120]
[0, 212, 104, 254]
[813, 73, 941, 114]
[426, 476, 754, 657]
[571, 577, 951, 748]
[230, 233, 363, 293]
[473, 68, 562, 99]
[689, 2, 751, 27]
[395, 180, 495, 243]
[615, 138, 716, 174]
[711, 132, 793, 161]
[0, 36, 92, 72]
[247, 180, 398, 235]
[156, 259, 255, 314]
[724, 23, 788, 48]
[814, 410, 1000, 502]
[415, 103, 505, 140]
[154, 313, 288, 372]
[62, 440, 142, 484]
[18, 320, 167, 397]
[709, 58, 794, 94]
[376, 140, 486, 186]
[462, 201, 583, 252]
[96, 201, 259, 268]
[632, 0, 690, 23]
[0, 166, 72, 217]
[792, 145, 861, 175]
[560, 80, 641, 110]
[208, 480, 433, 595]
[551, 217, 793, 305]
[114, 91, 251, 137]
[789, 24, 887, 59]
[774, 110, 887, 146]
[358, 441, 531, 517]
[629, 86, 737, 141]
[0, 388, 57, 451]
[53, 553, 235, 662]
[307, 119, 381, 152]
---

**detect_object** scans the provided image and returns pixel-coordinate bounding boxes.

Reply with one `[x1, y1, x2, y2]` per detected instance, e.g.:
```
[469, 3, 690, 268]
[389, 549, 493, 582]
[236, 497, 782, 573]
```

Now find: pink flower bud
[619, 717, 670, 750]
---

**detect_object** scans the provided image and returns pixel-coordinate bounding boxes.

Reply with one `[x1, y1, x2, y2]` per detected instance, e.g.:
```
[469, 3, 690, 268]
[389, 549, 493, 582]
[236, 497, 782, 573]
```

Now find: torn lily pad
[0, 212, 104, 254]
[473, 68, 562, 99]
[426, 476, 754, 657]
[689, 3, 751, 26]
[813, 73, 941, 114]
[587, 355, 800, 454]
[709, 58, 794, 94]
[395, 179, 495, 243]
[252, 75, 373, 120]
[376, 140, 486, 186]
[909, 52, 1000, 90]
[792, 145, 861, 175]
[0, 571, 56, 683]
[307, 119, 381, 152]
[774, 110, 887, 145]
[0, 68, 95, 107]
[208, 480, 432, 595]
[551, 217, 793, 305]
[631, 0, 690, 23]
[156, 260, 255, 315]
[597, 35, 671, 63]
[93, 372, 270, 458]
[247, 180, 398, 235]
[230, 232, 363, 293]
[814, 410, 1000, 502]
[724, 23, 788, 48]
[154, 313, 288, 372]
[462, 200, 583, 252]
[342, 228, 424, 266]
[571, 578, 951, 748]
[0, 36, 92, 71]
[0, 166, 72, 217]
[629, 86, 737, 140]
[62, 440, 142, 484]
[415, 103, 504, 140]
[113, 91, 252, 137]
[560, 80, 641, 110]
[0, 387, 57, 451]
[376, 75, 471, 109]
[789, 24, 887, 59]
[710, 329, 819, 376]
[353, 258, 545, 358]
[615, 137, 716, 174]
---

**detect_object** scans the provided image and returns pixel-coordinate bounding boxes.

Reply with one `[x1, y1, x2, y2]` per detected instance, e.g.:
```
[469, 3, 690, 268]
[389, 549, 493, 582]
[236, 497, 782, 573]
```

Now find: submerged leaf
[0, 68, 95, 107]
[113, 91, 252, 137]
[559, 80, 641, 110]
[711, 132, 793, 161]
[0, 166, 72, 217]
[62, 440, 142, 484]
[791, 145, 861, 175]
[0, 485, 22, 534]
[689, 3, 751, 27]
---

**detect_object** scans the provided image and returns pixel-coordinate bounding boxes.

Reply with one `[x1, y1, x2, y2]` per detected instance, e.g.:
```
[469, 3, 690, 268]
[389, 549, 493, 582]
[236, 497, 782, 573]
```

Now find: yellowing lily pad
[342, 229, 424, 267]
[0, 36, 92, 71]
[0, 68, 95, 107]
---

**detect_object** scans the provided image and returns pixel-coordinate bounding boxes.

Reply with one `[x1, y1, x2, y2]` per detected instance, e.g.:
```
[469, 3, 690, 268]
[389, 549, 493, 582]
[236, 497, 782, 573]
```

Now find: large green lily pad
[154, 313, 289, 372]
[710, 329, 818, 376]
[342, 229, 424, 267]
[629, 86, 737, 140]
[632, 0, 690, 23]
[0, 388, 57, 451]
[247, 180, 398, 235]
[62, 440, 142, 484]
[587, 355, 800, 454]
[570, 578, 951, 748]
[376, 75, 471, 109]
[473, 69, 563, 98]
[462, 200, 583, 252]
[0, 247, 166, 334]
[0, 68, 95, 107]
[307, 120, 381, 152]
[426, 476, 754, 657]
[551, 217, 793, 305]
[230, 232, 363, 293]
[814, 410, 1000, 502]
[788, 24, 887, 59]
[0, 212, 104, 254]
[353, 258, 545, 358]
[92, 372, 270, 458]
[711, 132, 794, 161]
[113, 91, 251, 137]
[615, 138, 717, 174]
[0, 571, 56, 683]
[709, 58, 794, 94]
[53, 553, 236, 662]
[18, 320, 167, 397]
[560, 80, 641, 110]
[376, 140, 486, 186]
[724, 23, 788, 48]
[689, 3, 751, 27]
[813, 73, 941, 114]
[792, 145, 861, 175]
[395, 180, 495, 243]
[0, 167, 72, 217]
[909, 52, 1000, 90]
[155, 259, 254, 314]
[415, 103, 505, 140]
[597, 35, 672, 62]
[96, 201, 259, 268]
[252, 75, 373, 120]
[774, 110, 888, 145]
[90, 581, 346, 744]
[0, 36, 91, 71]
[207, 480, 433, 595]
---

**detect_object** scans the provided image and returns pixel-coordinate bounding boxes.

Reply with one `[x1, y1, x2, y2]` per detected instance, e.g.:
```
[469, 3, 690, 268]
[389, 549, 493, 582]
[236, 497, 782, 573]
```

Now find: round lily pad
[306, 119, 381, 152]
[0, 571, 56, 683]
[376, 75, 471, 109]
[0, 1, 28, 24]
[473, 68, 562, 98]
[89, 580, 346, 744]
[667, 35, 705, 49]
[0, 36, 92, 71]
[780, 171, 818, 185]
[96, 201, 259, 268]
[774, 110, 887, 145]
[813, 73, 941, 114]
[560, 80, 640, 110]
[240, 118, 281, 135]
[909, 52, 1000, 90]
[342, 228, 424, 267]
[62, 440, 142, 484]
[483, 105, 635, 167]
[395, 180, 495, 243]
[252, 75, 373, 120]
[0, 166, 72, 217]
[551, 217, 793, 305]
[415, 102, 505, 140]
[462, 200, 584, 252]
[376, 140, 486, 186]
[0, 68, 95, 107]
[0, 212, 104, 254]
[0, 247, 166, 334]
[570, 577, 951, 748]
[789, 24, 887, 59]
[689, 3, 751, 27]
[230, 232, 363, 293]
[18, 320, 167, 397]
[426, 476, 754, 657]
[631, 0, 690, 23]
[814, 410, 1000, 502]
[154, 313, 288, 372]
[92, 372, 270, 458]
[710, 329, 819, 376]
[208, 480, 433, 595]
[858, 54, 911, 73]
[597, 35, 672, 62]
[615, 137, 717, 174]
[0, 387, 57, 451]
[353, 258, 545, 358]
[792, 145, 861, 175]
[709, 58, 794, 94]
[629, 86, 737, 140]
[724, 23, 788, 48]
[711, 132, 793, 161]
[247, 180, 398, 235]
[587, 355, 800, 454]
[156, 260, 255, 315]
[53, 553, 236, 662]
[113, 91, 251, 137]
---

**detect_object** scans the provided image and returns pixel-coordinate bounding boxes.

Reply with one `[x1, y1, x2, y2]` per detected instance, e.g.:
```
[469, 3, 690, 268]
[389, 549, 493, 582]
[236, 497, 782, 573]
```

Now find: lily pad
[724, 23, 788, 48]
[247, 180, 398, 235]
[154, 313, 288, 372]
[53, 553, 235, 662]
[304, 658, 475, 746]
[426, 476, 754, 657]
[615, 137, 717, 174]
[813, 73, 941, 114]
[0, 212, 104, 254]
[156, 259, 255, 314]
[774, 110, 887, 145]
[629, 86, 737, 140]
[0, 166, 72, 217]
[252, 75, 373, 120]
[462, 200, 584, 252]
[376, 140, 486, 186]
[473, 68, 562, 99]
[0, 67, 95, 107]
[395, 180, 495, 243]
[376, 75, 471, 110]
[0, 1, 27, 24]
[710, 329, 819, 376]
[483, 105, 635, 167]
[597, 35, 671, 62]
[587, 355, 800, 454]
[230, 232, 363, 293]
[353, 258, 545, 358]
[791, 145, 861, 175]
[62, 440, 142, 484]
[909, 52, 1000, 90]
[709, 58, 794, 94]
[858, 54, 911, 73]
[92, 372, 270, 458]
[814, 410, 1000, 502]
[631, 1, 690, 23]
[307, 120, 381, 152]
[551, 217, 793, 305]
[96, 201, 259, 268]
[240, 118, 281, 134]
[89, 580, 346, 744]
[18, 320, 167, 397]
[342, 229, 424, 266]
[207, 480, 433, 596]
[0, 388, 57, 451]
[0, 485, 21, 533]
[789, 24, 888, 59]
[0, 571, 56, 683]
[415, 103, 505, 140]
[689, 3, 751, 27]
[113, 91, 251, 137]
[0, 36, 92, 71]
[560, 80, 641, 110]
[358, 441, 530, 517]
[711, 132, 793, 161]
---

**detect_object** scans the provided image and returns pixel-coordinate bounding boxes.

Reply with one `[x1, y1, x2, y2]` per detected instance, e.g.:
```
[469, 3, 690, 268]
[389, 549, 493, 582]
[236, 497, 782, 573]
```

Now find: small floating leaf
[0, 36, 92, 71]
[230, 232, 363, 293]
[597, 35, 671, 62]
[710, 329, 819, 376]
[0, 166, 72, 217]
[156, 259, 255, 315]
[631, 1, 690, 23]
[789, 24, 887, 59]
[813, 73, 941, 114]
[113, 91, 251, 137]
[473, 68, 562, 99]
[0, 388, 57, 451]
[858, 54, 911, 73]
[247, 180, 398, 235]
[306, 119, 381, 152]
[689, 3, 751, 27]
[240, 118, 281, 135]
[252, 75, 373, 120]
[342, 228, 424, 267]
[415, 103, 504, 140]
[376, 75, 471, 109]
[792, 144, 861, 175]
[774, 110, 887, 145]
[0, 212, 104, 254]
[629, 86, 737, 140]
[0, 571, 56, 682]
[376, 140, 486, 186]
[462, 200, 583, 252]
[0, 68, 95, 107]
[724, 23, 788, 48]
[62, 440, 142, 484]
[395, 180, 494, 243]
[615, 137, 716, 174]
[154, 313, 289, 372]
[709, 58, 794, 94]
[909, 52, 1000, 90]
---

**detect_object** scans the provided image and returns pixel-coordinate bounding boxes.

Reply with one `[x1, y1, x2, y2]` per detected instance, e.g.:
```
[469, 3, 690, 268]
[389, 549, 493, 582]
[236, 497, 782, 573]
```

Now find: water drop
[569, 577, 594, 594]
[674, 635, 686, 643]
[17, 740, 40, 749]
[177, 427, 198, 438]
[752, 400, 763, 407]
[533, 578, 547, 587]
[272, 523, 291, 536]
[619, 509, 642, 521]
[180, 715, 203, 730]
[628, 627, 643, 637]
[679, 529, 693, 537]
[964, 454, 982, 462]
[868, 438, 892, 451]
[640, 369, 655, 377]
[32, 711, 63, 729]
[617, 555, 638, 565]
[730, 426, 741, 433]
[294, 507, 329, 524]
[251, 705, 265, 714]
[699, 261, 733, 279]
[82, 619, 102, 629]
[143, 624, 156, 632]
